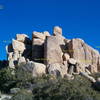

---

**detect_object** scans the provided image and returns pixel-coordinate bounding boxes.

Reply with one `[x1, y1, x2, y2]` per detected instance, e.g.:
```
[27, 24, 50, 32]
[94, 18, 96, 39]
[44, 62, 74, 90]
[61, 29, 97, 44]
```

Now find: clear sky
[0, 0, 100, 60]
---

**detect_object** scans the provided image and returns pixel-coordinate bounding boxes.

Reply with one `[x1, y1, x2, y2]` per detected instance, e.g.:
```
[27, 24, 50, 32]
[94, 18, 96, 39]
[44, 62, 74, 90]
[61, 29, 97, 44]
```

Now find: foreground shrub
[31, 75, 100, 100]
[10, 90, 33, 100]
[0, 65, 100, 100]
[0, 64, 33, 93]
[0, 68, 16, 93]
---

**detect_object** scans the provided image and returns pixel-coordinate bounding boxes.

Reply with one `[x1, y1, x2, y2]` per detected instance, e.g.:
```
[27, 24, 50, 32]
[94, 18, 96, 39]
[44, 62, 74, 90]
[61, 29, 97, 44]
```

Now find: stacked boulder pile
[6, 26, 100, 82]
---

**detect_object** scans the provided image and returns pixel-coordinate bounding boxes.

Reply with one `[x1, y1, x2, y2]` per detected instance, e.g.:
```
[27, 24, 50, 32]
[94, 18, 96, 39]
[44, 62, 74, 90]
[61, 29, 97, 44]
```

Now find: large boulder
[12, 39, 26, 53]
[48, 63, 68, 77]
[23, 61, 46, 77]
[53, 26, 62, 36]
[33, 31, 45, 40]
[16, 34, 31, 44]
[44, 35, 66, 65]
[18, 57, 26, 65]
[32, 62, 46, 77]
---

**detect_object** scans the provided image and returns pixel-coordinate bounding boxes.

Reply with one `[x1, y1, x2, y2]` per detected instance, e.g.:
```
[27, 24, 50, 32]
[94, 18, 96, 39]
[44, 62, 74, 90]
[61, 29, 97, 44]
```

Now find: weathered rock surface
[33, 31, 46, 40]
[12, 39, 26, 52]
[32, 31, 50, 63]
[48, 63, 68, 78]
[16, 34, 31, 44]
[6, 34, 32, 68]
[53, 26, 62, 36]
[32, 62, 46, 77]
[6, 26, 100, 79]
[23, 61, 46, 77]
[18, 57, 26, 65]
[44, 35, 66, 65]
[66, 38, 100, 73]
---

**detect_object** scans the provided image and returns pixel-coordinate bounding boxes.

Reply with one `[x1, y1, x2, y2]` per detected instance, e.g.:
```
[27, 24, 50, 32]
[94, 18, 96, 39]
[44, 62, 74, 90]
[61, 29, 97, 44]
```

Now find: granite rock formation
[6, 26, 100, 79]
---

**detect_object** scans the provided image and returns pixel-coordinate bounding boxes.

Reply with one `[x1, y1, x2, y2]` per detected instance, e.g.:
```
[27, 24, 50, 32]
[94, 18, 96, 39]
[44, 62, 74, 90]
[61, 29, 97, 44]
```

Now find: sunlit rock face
[6, 26, 100, 78]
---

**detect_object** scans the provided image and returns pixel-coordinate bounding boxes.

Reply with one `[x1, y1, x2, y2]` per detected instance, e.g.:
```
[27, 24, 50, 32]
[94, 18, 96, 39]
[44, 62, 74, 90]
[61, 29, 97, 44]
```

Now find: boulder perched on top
[33, 31, 46, 40]
[16, 34, 31, 44]
[53, 26, 62, 36]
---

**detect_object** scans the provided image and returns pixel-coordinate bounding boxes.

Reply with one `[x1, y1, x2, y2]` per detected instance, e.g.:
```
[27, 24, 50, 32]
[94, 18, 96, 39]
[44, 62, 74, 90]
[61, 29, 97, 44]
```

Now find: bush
[31, 75, 100, 100]
[0, 68, 16, 93]
[10, 90, 33, 100]
[0, 64, 33, 93]
[0, 65, 100, 100]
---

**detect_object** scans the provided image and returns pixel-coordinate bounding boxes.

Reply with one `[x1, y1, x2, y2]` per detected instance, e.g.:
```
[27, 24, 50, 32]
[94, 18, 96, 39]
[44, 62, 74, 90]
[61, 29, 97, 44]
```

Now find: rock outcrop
[6, 26, 100, 79]
[6, 34, 32, 68]
[66, 39, 100, 73]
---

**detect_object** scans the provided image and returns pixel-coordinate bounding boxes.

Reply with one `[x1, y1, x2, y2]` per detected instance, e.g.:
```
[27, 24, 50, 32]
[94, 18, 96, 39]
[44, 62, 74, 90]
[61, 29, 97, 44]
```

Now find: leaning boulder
[16, 34, 31, 44]
[53, 26, 62, 36]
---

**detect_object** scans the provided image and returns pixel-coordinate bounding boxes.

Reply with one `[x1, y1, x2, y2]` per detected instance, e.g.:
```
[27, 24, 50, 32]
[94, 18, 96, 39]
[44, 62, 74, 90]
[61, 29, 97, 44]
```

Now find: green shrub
[14, 65, 33, 89]
[31, 75, 100, 100]
[0, 65, 100, 100]
[0, 68, 16, 93]
[10, 89, 33, 100]
[0, 64, 33, 93]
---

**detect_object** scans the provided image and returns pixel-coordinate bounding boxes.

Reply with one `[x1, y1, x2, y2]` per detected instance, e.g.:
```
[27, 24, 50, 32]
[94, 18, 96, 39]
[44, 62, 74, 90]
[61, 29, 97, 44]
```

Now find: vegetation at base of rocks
[0, 65, 33, 93]
[0, 66, 100, 100]
[10, 89, 33, 100]
[0, 67, 16, 93]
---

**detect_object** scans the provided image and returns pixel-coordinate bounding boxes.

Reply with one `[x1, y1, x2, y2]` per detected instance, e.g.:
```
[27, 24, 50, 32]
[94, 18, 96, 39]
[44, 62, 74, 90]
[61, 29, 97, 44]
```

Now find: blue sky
[0, 0, 100, 60]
